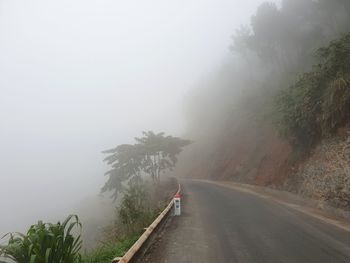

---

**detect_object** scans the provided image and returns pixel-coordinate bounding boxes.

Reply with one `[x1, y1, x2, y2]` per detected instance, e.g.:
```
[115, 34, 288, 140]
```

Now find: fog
[0, 0, 271, 238]
[173, 0, 350, 190]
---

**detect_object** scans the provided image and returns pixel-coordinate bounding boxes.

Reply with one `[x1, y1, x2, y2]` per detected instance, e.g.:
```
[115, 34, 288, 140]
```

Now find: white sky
[0, 0, 272, 234]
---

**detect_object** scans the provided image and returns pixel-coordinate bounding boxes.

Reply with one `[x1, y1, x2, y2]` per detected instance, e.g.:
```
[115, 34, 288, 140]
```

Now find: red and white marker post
[174, 193, 181, 216]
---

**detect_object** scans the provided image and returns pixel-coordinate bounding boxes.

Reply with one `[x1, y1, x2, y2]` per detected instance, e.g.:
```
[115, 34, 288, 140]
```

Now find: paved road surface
[143, 180, 350, 263]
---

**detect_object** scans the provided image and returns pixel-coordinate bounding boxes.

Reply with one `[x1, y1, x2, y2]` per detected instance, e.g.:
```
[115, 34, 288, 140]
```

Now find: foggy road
[143, 180, 350, 263]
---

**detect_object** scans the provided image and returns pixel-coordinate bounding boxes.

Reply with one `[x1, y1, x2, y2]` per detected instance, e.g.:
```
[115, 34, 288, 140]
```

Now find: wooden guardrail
[112, 184, 181, 263]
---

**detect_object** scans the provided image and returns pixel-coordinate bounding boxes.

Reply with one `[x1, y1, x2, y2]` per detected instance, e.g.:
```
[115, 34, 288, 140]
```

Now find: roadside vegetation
[1, 131, 188, 263]
[276, 34, 350, 148]
[83, 178, 164, 263]
[83, 179, 158, 263]
[0, 215, 82, 263]
[83, 235, 139, 263]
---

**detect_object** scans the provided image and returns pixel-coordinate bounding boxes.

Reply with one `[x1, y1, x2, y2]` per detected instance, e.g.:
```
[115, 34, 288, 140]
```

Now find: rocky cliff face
[286, 128, 350, 210]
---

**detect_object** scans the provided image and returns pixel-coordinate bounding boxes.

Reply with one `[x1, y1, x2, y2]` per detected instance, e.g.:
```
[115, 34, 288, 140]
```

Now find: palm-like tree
[102, 131, 191, 199]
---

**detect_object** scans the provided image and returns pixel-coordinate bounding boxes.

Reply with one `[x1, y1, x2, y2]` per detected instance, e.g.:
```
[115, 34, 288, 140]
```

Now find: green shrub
[0, 215, 82, 263]
[83, 179, 160, 263]
[276, 33, 350, 147]
[82, 235, 139, 263]
[118, 179, 159, 235]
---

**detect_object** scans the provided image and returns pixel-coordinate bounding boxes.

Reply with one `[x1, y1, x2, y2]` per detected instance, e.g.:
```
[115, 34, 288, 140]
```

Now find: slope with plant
[179, 0, 350, 210]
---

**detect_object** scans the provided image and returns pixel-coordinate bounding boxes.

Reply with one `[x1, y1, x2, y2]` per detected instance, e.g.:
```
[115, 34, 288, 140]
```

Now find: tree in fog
[231, 0, 350, 74]
[276, 33, 350, 147]
[136, 131, 192, 181]
[102, 131, 191, 199]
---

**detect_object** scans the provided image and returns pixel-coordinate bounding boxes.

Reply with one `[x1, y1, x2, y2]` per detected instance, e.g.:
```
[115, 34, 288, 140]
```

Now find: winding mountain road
[143, 180, 350, 263]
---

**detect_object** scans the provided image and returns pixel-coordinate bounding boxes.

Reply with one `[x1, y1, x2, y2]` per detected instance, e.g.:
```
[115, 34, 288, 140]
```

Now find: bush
[0, 215, 82, 263]
[276, 33, 350, 147]
[83, 179, 161, 263]
[118, 178, 159, 236]
[82, 235, 139, 263]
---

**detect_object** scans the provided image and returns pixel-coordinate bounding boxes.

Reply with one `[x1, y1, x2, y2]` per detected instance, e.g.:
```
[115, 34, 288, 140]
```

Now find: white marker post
[174, 193, 181, 216]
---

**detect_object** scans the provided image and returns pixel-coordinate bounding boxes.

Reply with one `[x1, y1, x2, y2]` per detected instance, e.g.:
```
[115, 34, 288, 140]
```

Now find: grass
[82, 235, 140, 263]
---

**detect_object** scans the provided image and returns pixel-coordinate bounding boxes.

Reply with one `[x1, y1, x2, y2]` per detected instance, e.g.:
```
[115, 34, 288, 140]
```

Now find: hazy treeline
[179, 0, 350, 184]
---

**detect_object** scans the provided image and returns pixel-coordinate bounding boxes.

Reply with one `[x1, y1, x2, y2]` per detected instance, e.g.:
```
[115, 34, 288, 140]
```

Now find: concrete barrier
[112, 184, 181, 263]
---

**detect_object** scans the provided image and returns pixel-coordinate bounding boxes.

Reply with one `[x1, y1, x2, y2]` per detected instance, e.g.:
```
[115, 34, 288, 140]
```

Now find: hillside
[177, 0, 350, 211]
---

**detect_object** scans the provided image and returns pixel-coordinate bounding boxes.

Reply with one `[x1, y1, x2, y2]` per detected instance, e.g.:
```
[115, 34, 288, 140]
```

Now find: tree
[275, 33, 350, 147]
[136, 131, 192, 181]
[102, 131, 191, 199]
